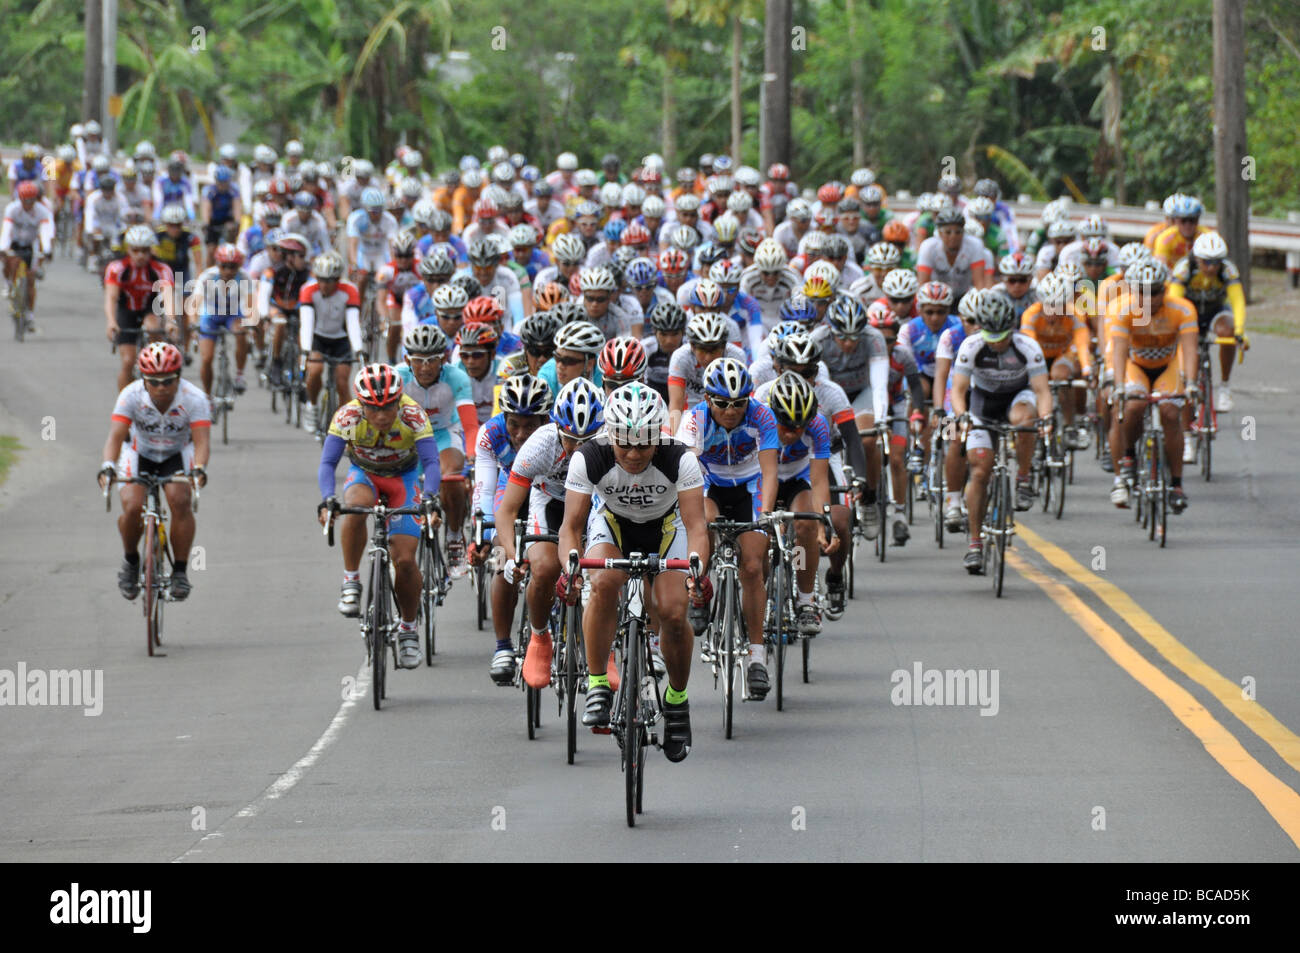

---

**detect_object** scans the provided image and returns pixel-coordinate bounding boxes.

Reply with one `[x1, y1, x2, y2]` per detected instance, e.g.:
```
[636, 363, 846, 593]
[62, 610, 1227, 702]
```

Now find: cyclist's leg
[1151, 362, 1186, 477]
[340, 469, 377, 572]
[525, 542, 560, 632]
[1116, 365, 1149, 466]
[1008, 392, 1038, 479]
[582, 542, 628, 679]
[1213, 309, 1236, 383]
[738, 529, 768, 650]
[197, 318, 220, 396]
[788, 484, 820, 597]
[1050, 352, 1076, 429]
[304, 350, 325, 403]
[333, 355, 353, 409]
[651, 512, 693, 687]
[162, 476, 196, 566]
[438, 441, 467, 531]
[964, 425, 995, 544]
[116, 449, 147, 553]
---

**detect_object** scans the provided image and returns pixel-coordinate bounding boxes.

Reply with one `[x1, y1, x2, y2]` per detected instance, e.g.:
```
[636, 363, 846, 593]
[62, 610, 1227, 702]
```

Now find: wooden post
[1212, 0, 1250, 298]
[760, 0, 791, 172]
[847, 0, 865, 167]
[83, 0, 102, 128]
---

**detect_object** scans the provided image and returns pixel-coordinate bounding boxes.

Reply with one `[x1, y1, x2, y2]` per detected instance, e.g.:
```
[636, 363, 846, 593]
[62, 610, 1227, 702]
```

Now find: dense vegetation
[3, 0, 1297, 213]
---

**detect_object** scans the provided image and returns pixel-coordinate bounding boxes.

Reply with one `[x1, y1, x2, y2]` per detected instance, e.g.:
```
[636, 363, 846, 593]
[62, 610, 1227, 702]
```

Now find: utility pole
[103, 0, 118, 155]
[1212, 0, 1249, 298]
[84, 0, 102, 127]
[847, 0, 865, 167]
[760, 0, 791, 173]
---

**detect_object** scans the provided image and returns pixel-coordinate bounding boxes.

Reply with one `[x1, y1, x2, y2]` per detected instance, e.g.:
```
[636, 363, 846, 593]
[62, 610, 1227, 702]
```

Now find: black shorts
[203, 222, 234, 246]
[311, 335, 353, 361]
[8, 243, 33, 267]
[707, 483, 756, 524]
[115, 304, 156, 347]
[775, 477, 811, 510]
[138, 452, 186, 477]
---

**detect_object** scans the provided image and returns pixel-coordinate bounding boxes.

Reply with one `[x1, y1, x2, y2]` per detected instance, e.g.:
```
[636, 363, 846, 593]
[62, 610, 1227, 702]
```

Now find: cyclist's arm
[905, 370, 925, 414]
[300, 303, 316, 351]
[472, 429, 499, 521]
[415, 432, 442, 495]
[200, 195, 213, 226]
[950, 372, 970, 417]
[932, 357, 952, 414]
[102, 416, 132, 470]
[679, 484, 710, 566]
[495, 477, 530, 564]
[190, 418, 212, 471]
[1179, 327, 1199, 385]
[556, 488, 592, 572]
[1072, 318, 1093, 376]
[809, 457, 832, 544]
[344, 301, 363, 354]
[837, 417, 868, 481]
[869, 354, 889, 421]
[758, 447, 779, 514]
[1030, 371, 1052, 420]
[84, 196, 100, 235]
[1226, 281, 1247, 336]
[0, 218, 12, 253]
[317, 434, 346, 499]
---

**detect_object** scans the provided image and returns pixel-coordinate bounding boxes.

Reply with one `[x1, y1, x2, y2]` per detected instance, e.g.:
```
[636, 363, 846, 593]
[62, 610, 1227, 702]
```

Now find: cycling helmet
[354, 159, 376, 180]
[801, 231, 829, 257]
[621, 183, 646, 207]
[399, 177, 424, 199]
[650, 301, 688, 333]
[754, 239, 788, 272]
[726, 191, 753, 214]
[805, 260, 841, 291]
[642, 195, 666, 219]
[771, 331, 820, 368]
[934, 206, 965, 228]
[533, 281, 570, 311]
[451, 271, 483, 298]
[1046, 220, 1077, 240]
[387, 231, 416, 259]
[817, 182, 845, 206]
[168, 149, 189, 169]
[881, 221, 910, 244]
[354, 364, 403, 406]
[213, 244, 245, 267]
[676, 166, 697, 186]
[709, 259, 743, 287]
[299, 160, 319, 180]
[690, 279, 724, 311]
[860, 184, 884, 204]
[802, 273, 834, 300]
[462, 169, 485, 189]
[734, 166, 761, 188]
[602, 219, 627, 244]
[285, 173, 305, 194]
[599, 182, 624, 209]
[552, 232, 586, 265]
[431, 283, 469, 311]
[312, 251, 345, 279]
[533, 181, 553, 199]
[551, 378, 604, 439]
[674, 193, 701, 213]
[500, 373, 554, 417]
[957, 288, 983, 322]
[977, 291, 1017, 339]
[703, 357, 751, 399]
[786, 198, 812, 221]
[686, 311, 730, 347]
[468, 239, 499, 268]
[57, 144, 76, 163]
[557, 152, 578, 172]
[658, 247, 689, 274]
[737, 228, 763, 256]
[138, 342, 183, 375]
[214, 166, 234, 184]
[826, 295, 870, 338]
[1127, 260, 1169, 289]
[291, 190, 316, 211]
[509, 224, 539, 249]
[410, 200, 437, 228]
[708, 174, 734, 195]
[135, 139, 157, 160]
[964, 219, 984, 240]
[973, 178, 1001, 199]
[160, 204, 188, 225]
[867, 300, 898, 331]
[598, 336, 648, 383]
[936, 173, 961, 193]
[621, 222, 651, 247]
[16, 181, 41, 201]
[778, 297, 818, 326]
[520, 310, 564, 349]
[768, 163, 791, 181]
[1192, 231, 1228, 261]
[464, 295, 505, 326]
[611, 247, 638, 274]
[403, 324, 449, 355]
[767, 320, 806, 348]
[997, 250, 1035, 276]
[1041, 198, 1070, 223]
[604, 382, 667, 445]
[624, 257, 657, 289]
[866, 242, 901, 268]
[1034, 273, 1071, 309]
[579, 267, 617, 294]
[882, 269, 919, 299]
[275, 232, 308, 254]
[966, 196, 995, 218]
[1170, 194, 1203, 218]
[1078, 214, 1108, 239]
[917, 281, 954, 309]
[491, 160, 514, 184]
[99, 173, 119, 191]
[1117, 242, 1152, 270]
[1081, 237, 1109, 263]
[696, 242, 729, 270]
[554, 321, 605, 355]
[284, 139, 304, 158]
[551, 299, 587, 325]
[417, 249, 455, 280]
[90, 155, 111, 175]
[473, 196, 498, 221]
[457, 322, 500, 349]
[850, 168, 875, 188]
[767, 372, 819, 429]
[1055, 260, 1085, 286]
[361, 187, 385, 209]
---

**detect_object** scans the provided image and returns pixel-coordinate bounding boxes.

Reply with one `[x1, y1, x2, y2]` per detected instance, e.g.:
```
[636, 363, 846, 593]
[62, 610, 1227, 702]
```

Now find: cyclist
[1019, 273, 1094, 450]
[192, 244, 253, 400]
[494, 310, 562, 390]
[597, 335, 649, 397]
[317, 364, 442, 668]
[916, 206, 989, 297]
[201, 166, 243, 268]
[1107, 260, 1199, 512]
[82, 173, 128, 273]
[1145, 194, 1180, 249]
[474, 373, 555, 684]
[258, 232, 312, 387]
[676, 357, 779, 699]
[965, 197, 1008, 261]
[399, 249, 455, 335]
[623, 256, 663, 315]
[396, 324, 479, 574]
[98, 342, 209, 602]
[465, 237, 527, 330]
[990, 251, 1038, 320]
[557, 383, 706, 760]
[499, 378, 605, 690]
[1152, 195, 1208, 268]
[741, 238, 802, 329]
[1168, 231, 1247, 414]
[643, 301, 688, 401]
[538, 318, 604, 397]
[754, 370, 838, 634]
[454, 314, 505, 437]
[375, 230, 421, 362]
[667, 311, 747, 422]
[577, 264, 641, 338]
[7, 143, 44, 199]
[282, 190, 330, 257]
[852, 242, 896, 304]
[950, 291, 1052, 573]
[346, 187, 400, 304]
[881, 221, 915, 270]
[934, 289, 983, 531]
[2, 180, 53, 332]
[973, 178, 1019, 253]
[710, 258, 764, 355]
[152, 152, 196, 221]
[104, 225, 179, 391]
[657, 246, 693, 303]
[773, 197, 812, 258]
[300, 251, 363, 434]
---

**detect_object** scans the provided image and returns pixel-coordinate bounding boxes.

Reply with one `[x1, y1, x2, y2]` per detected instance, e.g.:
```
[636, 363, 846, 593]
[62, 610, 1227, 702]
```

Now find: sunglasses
[709, 396, 749, 410]
[920, 307, 948, 316]
[1004, 276, 1030, 284]
[284, 250, 306, 258]
[555, 354, 588, 367]
[459, 349, 491, 360]
[585, 294, 611, 304]
[1175, 217, 1199, 224]
[143, 376, 179, 386]
[788, 364, 818, 380]
[218, 263, 240, 272]
[526, 345, 555, 358]
[408, 355, 443, 365]
[1083, 258, 1108, 267]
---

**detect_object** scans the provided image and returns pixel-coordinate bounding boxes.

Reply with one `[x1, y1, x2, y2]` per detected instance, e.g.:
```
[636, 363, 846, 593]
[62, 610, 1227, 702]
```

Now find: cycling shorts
[115, 444, 194, 492]
[342, 465, 424, 538]
[586, 505, 688, 570]
[1123, 361, 1184, 404]
[707, 478, 761, 523]
[310, 334, 352, 361]
[775, 477, 811, 510]
[198, 311, 242, 340]
[965, 390, 1037, 452]
[524, 494, 565, 555]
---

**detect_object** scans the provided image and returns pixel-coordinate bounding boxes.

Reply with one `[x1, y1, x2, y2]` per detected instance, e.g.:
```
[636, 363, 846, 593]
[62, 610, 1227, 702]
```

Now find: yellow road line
[1017, 524, 1300, 775]
[1006, 550, 1300, 849]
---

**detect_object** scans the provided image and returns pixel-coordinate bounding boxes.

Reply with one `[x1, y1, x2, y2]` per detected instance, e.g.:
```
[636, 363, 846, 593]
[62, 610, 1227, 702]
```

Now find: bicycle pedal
[590, 725, 612, 735]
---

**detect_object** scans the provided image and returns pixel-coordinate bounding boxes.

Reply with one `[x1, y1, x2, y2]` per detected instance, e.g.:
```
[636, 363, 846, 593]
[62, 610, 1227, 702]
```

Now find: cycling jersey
[885, 343, 924, 408]
[460, 265, 524, 331]
[396, 361, 474, 435]
[952, 332, 1046, 420]
[83, 190, 128, 236]
[641, 335, 674, 399]
[848, 273, 883, 307]
[1169, 256, 1246, 335]
[935, 323, 970, 413]
[1058, 238, 1119, 270]
[990, 283, 1040, 322]
[724, 290, 765, 354]
[1020, 301, 1091, 368]
[203, 184, 240, 224]
[810, 323, 890, 415]
[1, 199, 53, 258]
[577, 294, 641, 340]
[1151, 224, 1209, 268]
[261, 263, 310, 315]
[152, 175, 196, 219]
[299, 279, 362, 350]
[676, 400, 779, 487]
[771, 221, 807, 258]
[915, 235, 987, 298]
[346, 208, 400, 270]
[750, 355, 829, 389]
[508, 422, 572, 502]
[104, 258, 173, 311]
[752, 390, 831, 481]
[473, 412, 519, 523]
[153, 227, 200, 277]
[457, 359, 505, 426]
[899, 314, 961, 379]
[378, 260, 421, 312]
[1107, 296, 1197, 369]
[193, 264, 250, 324]
[322, 394, 437, 481]
[667, 342, 748, 407]
[111, 378, 211, 461]
[740, 264, 801, 329]
[7, 159, 42, 185]
[566, 440, 703, 522]
[282, 209, 330, 256]
[417, 232, 468, 263]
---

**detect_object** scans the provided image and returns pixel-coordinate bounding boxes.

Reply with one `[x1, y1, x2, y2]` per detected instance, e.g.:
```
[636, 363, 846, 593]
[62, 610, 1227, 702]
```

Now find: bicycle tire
[1038, 436, 1051, 513]
[1155, 436, 1168, 548]
[1199, 372, 1214, 482]
[370, 555, 387, 710]
[877, 477, 888, 564]
[993, 472, 1009, 598]
[772, 557, 787, 712]
[12, 270, 28, 343]
[566, 601, 579, 764]
[720, 572, 736, 740]
[802, 635, 810, 683]
[1052, 434, 1067, 520]
[932, 437, 945, 548]
[905, 466, 915, 526]
[475, 560, 488, 630]
[846, 504, 857, 598]
[624, 617, 642, 827]
[143, 515, 158, 656]
[1146, 434, 1159, 541]
[420, 533, 437, 665]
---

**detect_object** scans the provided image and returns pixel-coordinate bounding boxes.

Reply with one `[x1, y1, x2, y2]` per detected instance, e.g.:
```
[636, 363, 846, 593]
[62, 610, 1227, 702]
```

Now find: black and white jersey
[566, 439, 703, 522]
[953, 331, 1046, 419]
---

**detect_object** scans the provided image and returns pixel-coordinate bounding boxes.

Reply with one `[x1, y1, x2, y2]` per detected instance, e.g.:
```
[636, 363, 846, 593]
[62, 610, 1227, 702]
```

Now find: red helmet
[16, 181, 40, 201]
[867, 300, 899, 330]
[621, 223, 651, 247]
[457, 322, 500, 349]
[268, 177, 290, 197]
[658, 248, 688, 275]
[817, 182, 844, 206]
[474, 197, 498, 219]
[138, 342, 183, 376]
[213, 244, 245, 267]
[767, 163, 790, 181]
[463, 294, 504, 325]
[353, 364, 403, 406]
[598, 336, 648, 383]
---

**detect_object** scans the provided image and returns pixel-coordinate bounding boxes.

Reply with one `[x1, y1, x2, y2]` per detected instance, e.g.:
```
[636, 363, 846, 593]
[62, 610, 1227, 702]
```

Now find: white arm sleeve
[299, 304, 315, 351]
[869, 355, 890, 421]
[345, 306, 363, 354]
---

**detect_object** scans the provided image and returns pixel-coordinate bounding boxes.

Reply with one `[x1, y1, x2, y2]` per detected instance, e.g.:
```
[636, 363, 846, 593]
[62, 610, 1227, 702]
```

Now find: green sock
[664, 685, 688, 705]
[589, 673, 610, 690]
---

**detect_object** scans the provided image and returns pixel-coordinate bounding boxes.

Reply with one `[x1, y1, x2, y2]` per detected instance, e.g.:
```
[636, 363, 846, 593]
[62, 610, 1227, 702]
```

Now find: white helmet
[554, 321, 605, 355]
[575, 168, 599, 188]
[285, 139, 304, 157]
[1041, 199, 1070, 224]
[487, 145, 510, 165]
[726, 191, 753, 213]
[642, 153, 665, 173]
[866, 242, 901, 268]
[850, 167, 875, 188]
[1047, 220, 1077, 240]
[1118, 242, 1151, 270]
[671, 225, 700, 251]
[754, 239, 788, 272]
[1192, 231, 1228, 261]
[691, 279, 724, 309]
[964, 218, 984, 238]
[353, 158, 374, 178]
[557, 151, 579, 171]
[966, 196, 994, 218]
[957, 288, 983, 322]
[686, 310, 729, 346]
[552, 233, 587, 265]
[621, 183, 646, 206]
[254, 144, 276, 165]
[599, 182, 623, 208]
[579, 267, 618, 294]
[881, 269, 919, 298]
[492, 160, 515, 184]
[786, 198, 812, 221]
[734, 165, 761, 187]
[134, 140, 157, 160]
[218, 143, 238, 160]
[641, 195, 666, 218]
[804, 260, 841, 291]
[604, 382, 668, 445]
[712, 213, 739, 244]
[509, 223, 538, 248]
[84, 119, 102, 136]
[1035, 272, 1071, 308]
[1078, 214, 1107, 239]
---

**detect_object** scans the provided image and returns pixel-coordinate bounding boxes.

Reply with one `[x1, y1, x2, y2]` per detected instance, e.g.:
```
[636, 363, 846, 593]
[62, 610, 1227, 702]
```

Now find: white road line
[172, 662, 368, 862]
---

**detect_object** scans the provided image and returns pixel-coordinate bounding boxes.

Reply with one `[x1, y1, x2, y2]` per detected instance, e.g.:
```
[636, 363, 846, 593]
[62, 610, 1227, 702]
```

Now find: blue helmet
[550, 378, 604, 439]
[1170, 194, 1203, 218]
[244, 228, 266, 255]
[624, 257, 657, 289]
[602, 219, 627, 243]
[214, 166, 234, 183]
[778, 297, 818, 327]
[703, 357, 751, 400]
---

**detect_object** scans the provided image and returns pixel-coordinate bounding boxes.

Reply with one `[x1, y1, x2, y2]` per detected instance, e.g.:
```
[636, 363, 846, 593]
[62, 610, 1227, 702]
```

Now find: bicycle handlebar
[325, 500, 436, 546]
[568, 548, 702, 579]
[103, 473, 200, 512]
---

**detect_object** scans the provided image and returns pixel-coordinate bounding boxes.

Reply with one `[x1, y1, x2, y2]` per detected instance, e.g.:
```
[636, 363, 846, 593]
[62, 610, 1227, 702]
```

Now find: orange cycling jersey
[1020, 301, 1092, 370]
[1107, 295, 1197, 369]
[1151, 223, 1209, 267]
[52, 159, 78, 195]
[1142, 220, 1169, 250]
[451, 185, 482, 234]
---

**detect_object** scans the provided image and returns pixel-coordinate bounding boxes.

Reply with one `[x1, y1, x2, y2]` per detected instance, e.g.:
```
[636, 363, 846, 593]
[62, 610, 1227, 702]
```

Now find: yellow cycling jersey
[1169, 256, 1246, 335]
[328, 394, 433, 474]
[1151, 223, 1209, 268]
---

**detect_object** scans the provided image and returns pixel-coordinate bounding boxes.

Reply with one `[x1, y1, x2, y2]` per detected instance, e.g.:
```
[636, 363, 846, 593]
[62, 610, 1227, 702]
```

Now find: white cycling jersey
[0, 199, 54, 253]
[566, 439, 702, 522]
[111, 378, 211, 462]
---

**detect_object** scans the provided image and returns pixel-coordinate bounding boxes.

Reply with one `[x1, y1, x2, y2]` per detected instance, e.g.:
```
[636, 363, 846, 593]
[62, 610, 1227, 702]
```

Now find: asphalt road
[1, 257, 1298, 862]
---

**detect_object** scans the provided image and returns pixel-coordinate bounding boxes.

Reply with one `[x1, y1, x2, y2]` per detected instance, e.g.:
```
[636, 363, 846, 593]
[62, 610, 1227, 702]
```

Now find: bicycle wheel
[1146, 436, 1160, 541]
[566, 602, 580, 764]
[993, 473, 1009, 598]
[905, 466, 915, 526]
[1199, 380, 1214, 483]
[1155, 439, 1169, 548]
[846, 504, 857, 598]
[419, 533, 437, 665]
[623, 618, 643, 827]
[932, 439, 945, 548]
[771, 558, 788, 712]
[475, 560, 488, 630]
[876, 476, 888, 564]
[720, 573, 737, 740]
[369, 555, 388, 710]
[143, 515, 159, 656]
[1052, 435, 1067, 520]
[12, 271, 28, 343]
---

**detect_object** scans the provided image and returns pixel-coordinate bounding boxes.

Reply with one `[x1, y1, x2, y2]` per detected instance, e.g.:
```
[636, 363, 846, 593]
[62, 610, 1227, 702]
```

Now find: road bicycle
[104, 472, 199, 657]
[1187, 334, 1245, 483]
[1033, 380, 1087, 520]
[8, 253, 31, 342]
[762, 508, 832, 710]
[701, 518, 771, 739]
[470, 509, 494, 631]
[418, 499, 450, 664]
[828, 475, 867, 599]
[307, 354, 354, 442]
[208, 327, 239, 445]
[965, 420, 1041, 598]
[1124, 392, 1182, 548]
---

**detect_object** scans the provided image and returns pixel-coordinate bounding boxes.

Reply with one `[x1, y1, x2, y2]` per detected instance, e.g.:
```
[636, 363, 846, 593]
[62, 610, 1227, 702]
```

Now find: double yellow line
[1008, 526, 1300, 849]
